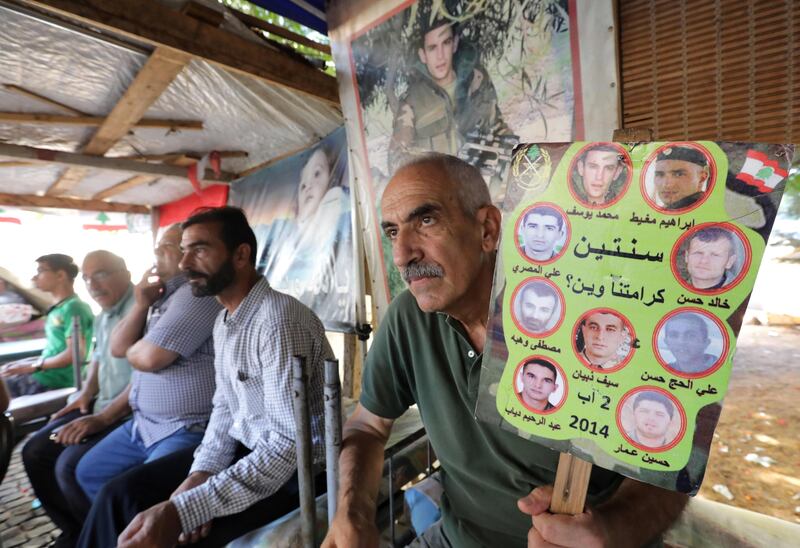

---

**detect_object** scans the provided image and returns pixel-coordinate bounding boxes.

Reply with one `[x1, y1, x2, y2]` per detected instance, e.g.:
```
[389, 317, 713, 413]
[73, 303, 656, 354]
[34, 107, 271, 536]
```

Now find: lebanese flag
[736, 150, 788, 192]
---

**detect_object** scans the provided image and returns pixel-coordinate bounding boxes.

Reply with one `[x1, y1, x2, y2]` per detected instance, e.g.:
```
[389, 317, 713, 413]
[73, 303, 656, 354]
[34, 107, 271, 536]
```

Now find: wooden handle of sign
[549, 453, 593, 514]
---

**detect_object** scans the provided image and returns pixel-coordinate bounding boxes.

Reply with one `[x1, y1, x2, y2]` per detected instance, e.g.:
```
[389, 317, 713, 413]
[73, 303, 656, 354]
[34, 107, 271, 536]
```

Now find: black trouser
[21, 410, 121, 546]
[77, 444, 326, 548]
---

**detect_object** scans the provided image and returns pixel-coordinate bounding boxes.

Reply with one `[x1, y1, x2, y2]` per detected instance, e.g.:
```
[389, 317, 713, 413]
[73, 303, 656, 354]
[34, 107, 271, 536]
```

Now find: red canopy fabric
[157, 185, 229, 227]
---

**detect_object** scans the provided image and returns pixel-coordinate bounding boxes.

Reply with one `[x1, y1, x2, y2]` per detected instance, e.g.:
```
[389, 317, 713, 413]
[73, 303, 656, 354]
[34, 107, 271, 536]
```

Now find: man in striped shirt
[80, 207, 332, 548]
[73, 225, 221, 504]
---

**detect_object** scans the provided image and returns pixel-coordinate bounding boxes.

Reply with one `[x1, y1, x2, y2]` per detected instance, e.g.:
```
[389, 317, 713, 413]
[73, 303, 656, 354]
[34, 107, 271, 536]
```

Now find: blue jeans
[75, 419, 203, 501]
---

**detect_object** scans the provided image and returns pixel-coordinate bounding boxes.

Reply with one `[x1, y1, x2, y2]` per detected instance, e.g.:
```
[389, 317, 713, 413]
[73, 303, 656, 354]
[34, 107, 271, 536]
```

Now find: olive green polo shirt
[32, 294, 94, 389]
[92, 284, 135, 412]
[361, 290, 623, 548]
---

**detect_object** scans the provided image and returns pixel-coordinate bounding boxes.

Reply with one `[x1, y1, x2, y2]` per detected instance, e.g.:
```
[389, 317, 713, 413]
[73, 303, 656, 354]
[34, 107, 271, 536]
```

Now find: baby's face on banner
[298, 149, 331, 222]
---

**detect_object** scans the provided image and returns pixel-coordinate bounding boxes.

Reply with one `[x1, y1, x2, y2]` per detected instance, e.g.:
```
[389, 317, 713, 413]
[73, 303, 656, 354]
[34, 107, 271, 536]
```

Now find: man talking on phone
[70, 225, 222, 511]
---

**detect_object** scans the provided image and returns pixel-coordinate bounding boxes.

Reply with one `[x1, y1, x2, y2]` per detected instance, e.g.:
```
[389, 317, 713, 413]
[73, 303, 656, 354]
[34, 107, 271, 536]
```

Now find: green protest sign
[477, 141, 793, 492]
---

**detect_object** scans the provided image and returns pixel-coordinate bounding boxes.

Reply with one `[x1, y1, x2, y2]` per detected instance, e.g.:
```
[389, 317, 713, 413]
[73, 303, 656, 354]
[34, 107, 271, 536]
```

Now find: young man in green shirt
[1, 254, 93, 396]
[323, 154, 688, 548]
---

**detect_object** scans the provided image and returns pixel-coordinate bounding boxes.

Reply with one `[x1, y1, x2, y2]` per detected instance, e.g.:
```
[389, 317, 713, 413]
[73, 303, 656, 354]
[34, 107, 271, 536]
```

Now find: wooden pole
[549, 453, 593, 514]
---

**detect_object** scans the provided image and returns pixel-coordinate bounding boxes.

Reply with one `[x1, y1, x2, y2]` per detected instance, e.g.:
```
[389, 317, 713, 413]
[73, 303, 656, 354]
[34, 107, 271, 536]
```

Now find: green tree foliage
[782, 169, 800, 219]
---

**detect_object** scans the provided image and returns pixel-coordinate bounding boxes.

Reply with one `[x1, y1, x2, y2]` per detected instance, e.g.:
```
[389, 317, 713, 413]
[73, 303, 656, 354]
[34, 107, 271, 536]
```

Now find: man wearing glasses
[72, 225, 222, 513]
[0, 253, 93, 396]
[22, 249, 135, 547]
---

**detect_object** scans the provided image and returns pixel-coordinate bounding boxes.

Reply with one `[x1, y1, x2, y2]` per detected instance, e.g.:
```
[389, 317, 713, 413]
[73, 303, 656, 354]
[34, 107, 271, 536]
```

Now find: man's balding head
[381, 154, 500, 316]
[82, 250, 131, 310]
[391, 153, 491, 216]
[155, 224, 184, 280]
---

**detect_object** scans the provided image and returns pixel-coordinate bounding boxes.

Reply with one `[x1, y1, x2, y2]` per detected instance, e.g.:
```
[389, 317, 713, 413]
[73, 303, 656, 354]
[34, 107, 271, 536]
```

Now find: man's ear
[234, 243, 252, 267]
[418, 48, 426, 65]
[576, 160, 585, 177]
[700, 167, 710, 187]
[453, 34, 459, 53]
[478, 205, 502, 252]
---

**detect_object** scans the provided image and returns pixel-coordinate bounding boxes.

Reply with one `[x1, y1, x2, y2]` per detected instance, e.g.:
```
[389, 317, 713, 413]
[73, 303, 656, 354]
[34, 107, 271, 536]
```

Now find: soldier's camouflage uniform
[388, 44, 509, 172]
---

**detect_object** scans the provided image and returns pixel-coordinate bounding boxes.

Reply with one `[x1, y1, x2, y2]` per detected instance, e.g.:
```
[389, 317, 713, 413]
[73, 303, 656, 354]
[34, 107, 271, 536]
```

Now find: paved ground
[697, 324, 800, 523]
[0, 440, 59, 547]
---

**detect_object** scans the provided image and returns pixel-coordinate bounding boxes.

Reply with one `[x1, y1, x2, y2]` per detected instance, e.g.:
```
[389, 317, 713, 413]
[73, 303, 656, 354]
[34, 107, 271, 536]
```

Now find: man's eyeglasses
[82, 270, 121, 284]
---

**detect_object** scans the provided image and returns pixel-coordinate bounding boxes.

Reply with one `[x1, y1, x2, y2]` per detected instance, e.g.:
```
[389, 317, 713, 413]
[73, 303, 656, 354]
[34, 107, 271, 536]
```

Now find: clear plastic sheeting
[0, 2, 342, 206]
[0, 163, 62, 195]
[0, 4, 144, 151]
[111, 176, 203, 206]
[123, 58, 343, 174]
[59, 169, 145, 198]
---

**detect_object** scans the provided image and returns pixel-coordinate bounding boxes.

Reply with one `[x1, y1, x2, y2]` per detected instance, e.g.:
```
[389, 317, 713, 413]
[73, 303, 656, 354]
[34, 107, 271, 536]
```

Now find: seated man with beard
[79, 207, 332, 548]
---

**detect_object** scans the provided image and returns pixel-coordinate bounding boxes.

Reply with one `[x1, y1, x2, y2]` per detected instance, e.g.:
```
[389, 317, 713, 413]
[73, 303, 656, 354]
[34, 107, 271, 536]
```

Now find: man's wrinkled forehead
[382, 165, 456, 217]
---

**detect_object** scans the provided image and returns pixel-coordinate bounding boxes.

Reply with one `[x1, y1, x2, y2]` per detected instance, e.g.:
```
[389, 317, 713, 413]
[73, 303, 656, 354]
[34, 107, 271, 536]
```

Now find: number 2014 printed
[569, 415, 610, 439]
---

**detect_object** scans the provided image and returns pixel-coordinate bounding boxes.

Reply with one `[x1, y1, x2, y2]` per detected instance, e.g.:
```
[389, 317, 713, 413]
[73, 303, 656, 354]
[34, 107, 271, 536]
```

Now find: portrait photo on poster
[641, 143, 716, 213]
[671, 222, 751, 295]
[654, 308, 729, 378]
[344, 0, 582, 299]
[513, 355, 567, 414]
[617, 387, 686, 452]
[515, 202, 570, 264]
[572, 307, 636, 372]
[568, 142, 632, 208]
[511, 277, 565, 338]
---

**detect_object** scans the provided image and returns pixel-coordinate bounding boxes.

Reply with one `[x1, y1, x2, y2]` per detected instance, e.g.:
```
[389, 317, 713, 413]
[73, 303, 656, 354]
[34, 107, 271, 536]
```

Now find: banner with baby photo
[229, 127, 356, 332]
[328, 0, 619, 320]
[475, 141, 794, 493]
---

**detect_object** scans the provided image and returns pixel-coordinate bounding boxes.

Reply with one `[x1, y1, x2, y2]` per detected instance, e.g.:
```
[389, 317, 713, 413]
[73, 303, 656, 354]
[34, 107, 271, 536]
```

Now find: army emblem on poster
[513, 144, 552, 192]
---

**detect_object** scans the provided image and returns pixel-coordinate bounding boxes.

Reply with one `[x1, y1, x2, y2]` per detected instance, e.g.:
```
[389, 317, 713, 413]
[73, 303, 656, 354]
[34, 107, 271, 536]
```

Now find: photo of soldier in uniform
[516, 203, 568, 263]
[619, 389, 685, 451]
[574, 309, 634, 371]
[511, 278, 563, 337]
[515, 356, 565, 413]
[642, 144, 714, 212]
[348, 0, 579, 298]
[655, 310, 727, 377]
[388, 17, 510, 173]
[569, 143, 631, 207]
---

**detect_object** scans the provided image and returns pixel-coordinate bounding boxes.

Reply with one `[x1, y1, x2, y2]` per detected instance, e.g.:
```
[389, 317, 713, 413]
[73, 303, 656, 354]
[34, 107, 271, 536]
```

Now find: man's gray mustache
[401, 262, 444, 283]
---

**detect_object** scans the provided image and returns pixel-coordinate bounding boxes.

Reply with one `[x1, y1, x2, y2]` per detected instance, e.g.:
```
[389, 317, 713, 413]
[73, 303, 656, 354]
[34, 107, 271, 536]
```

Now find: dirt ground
[697, 324, 800, 524]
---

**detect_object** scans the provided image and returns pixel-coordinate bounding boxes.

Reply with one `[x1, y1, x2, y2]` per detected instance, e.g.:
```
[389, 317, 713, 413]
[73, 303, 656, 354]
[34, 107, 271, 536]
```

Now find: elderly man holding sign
[323, 154, 686, 548]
